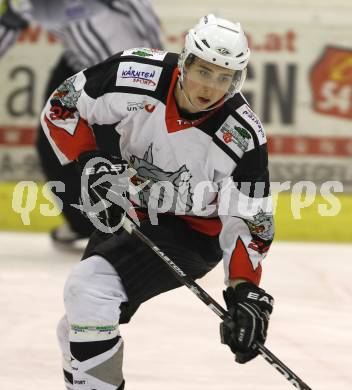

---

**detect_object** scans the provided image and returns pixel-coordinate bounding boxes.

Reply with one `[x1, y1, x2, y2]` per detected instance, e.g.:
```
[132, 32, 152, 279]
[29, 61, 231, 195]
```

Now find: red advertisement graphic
[1, 128, 352, 158]
[311, 46, 352, 119]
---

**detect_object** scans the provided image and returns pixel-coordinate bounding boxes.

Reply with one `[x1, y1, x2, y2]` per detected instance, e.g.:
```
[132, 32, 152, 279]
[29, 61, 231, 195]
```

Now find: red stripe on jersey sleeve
[44, 115, 97, 161]
[229, 237, 262, 285]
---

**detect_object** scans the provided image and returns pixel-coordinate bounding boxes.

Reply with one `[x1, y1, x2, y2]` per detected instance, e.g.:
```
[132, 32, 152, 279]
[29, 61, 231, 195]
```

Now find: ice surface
[0, 232, 351, 389]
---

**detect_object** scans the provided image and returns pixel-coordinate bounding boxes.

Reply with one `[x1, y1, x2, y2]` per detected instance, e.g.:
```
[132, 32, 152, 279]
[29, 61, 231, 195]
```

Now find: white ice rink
[0, 232, 351, 390]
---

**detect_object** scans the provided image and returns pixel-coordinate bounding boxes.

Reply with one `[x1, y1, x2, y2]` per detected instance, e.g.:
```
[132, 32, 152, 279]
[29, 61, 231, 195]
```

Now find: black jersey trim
[83, 53, 178, 104]
[213, 135, 241, 164]
[232, 111, 260, 149]
[196, 108, 229, 137]
[195, 106, 244, 164]
[226, 93, 248, 111]
[118, 51, 178, 68]
[225, 95, 261, 149]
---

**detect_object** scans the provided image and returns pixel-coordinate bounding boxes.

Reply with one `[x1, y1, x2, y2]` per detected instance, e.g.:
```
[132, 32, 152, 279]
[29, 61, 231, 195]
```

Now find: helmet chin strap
[178, 79, 200, 111]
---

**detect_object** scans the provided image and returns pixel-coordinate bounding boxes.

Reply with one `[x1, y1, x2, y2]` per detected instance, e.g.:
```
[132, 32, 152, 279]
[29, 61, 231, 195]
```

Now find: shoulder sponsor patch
[236, 104, 266, 144]
[215, 115, 253, 157]
[116, 62, 163, 91]
[121, 48, 168, 61]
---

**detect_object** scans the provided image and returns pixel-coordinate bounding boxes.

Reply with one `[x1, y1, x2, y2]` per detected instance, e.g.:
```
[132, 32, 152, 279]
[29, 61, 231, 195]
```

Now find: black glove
[76, 151, 130, 229]
[220, 282, 274, 364]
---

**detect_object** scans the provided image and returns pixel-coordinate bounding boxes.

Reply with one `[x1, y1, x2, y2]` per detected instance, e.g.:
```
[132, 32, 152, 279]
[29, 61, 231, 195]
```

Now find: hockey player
[0, 0, 162, 244]
[41, 14, 275, 390]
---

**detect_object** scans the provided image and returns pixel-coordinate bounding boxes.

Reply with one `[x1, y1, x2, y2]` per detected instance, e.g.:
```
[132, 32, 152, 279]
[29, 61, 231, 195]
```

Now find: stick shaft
[121, 216, 312, 390]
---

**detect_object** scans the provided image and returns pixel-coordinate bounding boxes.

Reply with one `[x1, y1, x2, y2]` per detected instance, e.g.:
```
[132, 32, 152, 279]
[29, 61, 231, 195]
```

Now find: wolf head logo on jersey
[244, 209, 274, 255]
[129, 143, 193, 216]
[51, 76, 81, 110]
[246, 209, 274, 242]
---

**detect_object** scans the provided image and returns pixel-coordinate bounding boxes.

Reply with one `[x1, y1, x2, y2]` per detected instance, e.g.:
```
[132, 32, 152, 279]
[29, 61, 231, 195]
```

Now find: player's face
[182, 58, 235, 112]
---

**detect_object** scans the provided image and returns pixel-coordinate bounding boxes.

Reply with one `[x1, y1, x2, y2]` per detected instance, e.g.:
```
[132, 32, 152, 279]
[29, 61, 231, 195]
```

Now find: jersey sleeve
[218, 142, 274, 286]
[40, 60, 127, 165]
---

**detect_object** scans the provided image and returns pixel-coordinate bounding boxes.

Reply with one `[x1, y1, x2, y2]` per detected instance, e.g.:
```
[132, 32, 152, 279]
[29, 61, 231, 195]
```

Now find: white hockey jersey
[0, 0, 162, 70]
[41, 48, 274, 285]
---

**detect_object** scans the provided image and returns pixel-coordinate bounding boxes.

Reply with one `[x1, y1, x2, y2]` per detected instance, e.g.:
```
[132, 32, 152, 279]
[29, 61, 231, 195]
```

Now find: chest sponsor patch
[121, 48, 168, 61]
[236, 104, 266, 143]
[116, 62, 163, 91]
[215, 116, 252, 156]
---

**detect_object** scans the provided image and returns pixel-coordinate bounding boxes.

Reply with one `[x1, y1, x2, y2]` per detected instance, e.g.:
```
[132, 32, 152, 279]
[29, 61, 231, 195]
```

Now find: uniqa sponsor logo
[121, 66, 156, 85]
[127, 102, 145, 111]
[127, 102, 156, 112]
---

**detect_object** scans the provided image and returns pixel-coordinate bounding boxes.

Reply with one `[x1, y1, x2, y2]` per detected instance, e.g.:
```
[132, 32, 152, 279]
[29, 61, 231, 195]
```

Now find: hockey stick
[120, 215, 313, 390]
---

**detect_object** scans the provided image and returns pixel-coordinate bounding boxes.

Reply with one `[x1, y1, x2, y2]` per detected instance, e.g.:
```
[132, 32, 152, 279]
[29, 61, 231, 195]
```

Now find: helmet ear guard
[178, 14, 250, 102]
